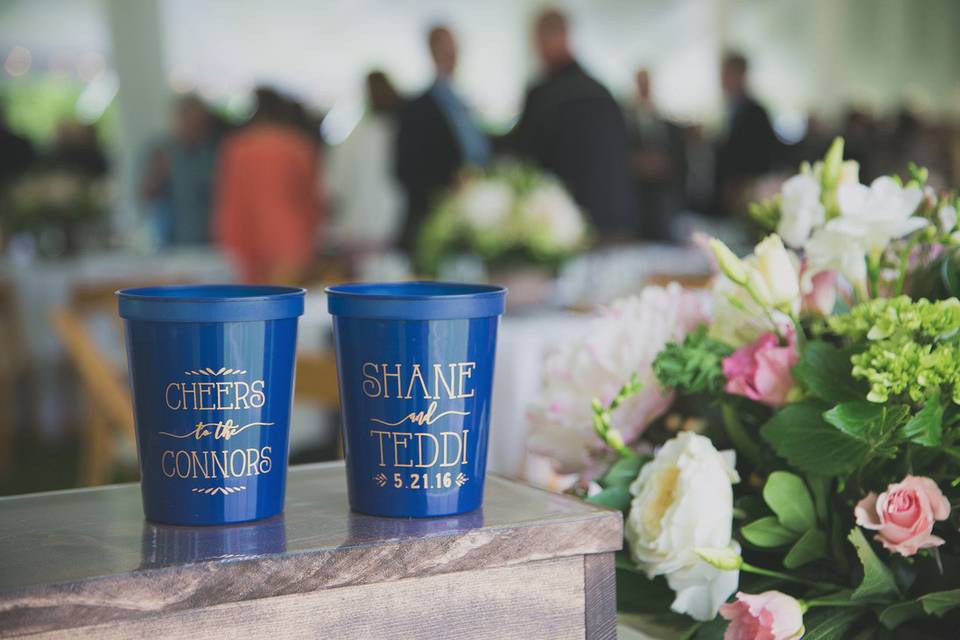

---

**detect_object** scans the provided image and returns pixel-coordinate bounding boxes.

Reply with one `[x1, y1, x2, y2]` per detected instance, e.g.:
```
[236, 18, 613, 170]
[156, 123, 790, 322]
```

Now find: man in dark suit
[509, 9, 633, 238]
[624, 69, 686, 240]
[714, 51, 780, 215]
[395, 25, 490, 253]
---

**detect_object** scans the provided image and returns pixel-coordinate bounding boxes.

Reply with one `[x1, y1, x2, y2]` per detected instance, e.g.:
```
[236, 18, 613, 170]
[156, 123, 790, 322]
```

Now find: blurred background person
[395, 24, 491, 253]
[841, 107, 878, 182]
[327, 70, 405, 251]
[714, 51, 779, 215]
[623, 68, 685, 240]
[140, 95, 224, 246]
[47, 119, 108, 177]
[214, 86, 325, 283]
[0, 102, 34, 189]
[508, 8, 633, 239]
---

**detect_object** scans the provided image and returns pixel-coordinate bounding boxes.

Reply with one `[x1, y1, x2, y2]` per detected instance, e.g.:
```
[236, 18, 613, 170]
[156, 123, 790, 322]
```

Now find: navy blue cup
[118, 285, 305, 526]
[326, 282, 506, 518]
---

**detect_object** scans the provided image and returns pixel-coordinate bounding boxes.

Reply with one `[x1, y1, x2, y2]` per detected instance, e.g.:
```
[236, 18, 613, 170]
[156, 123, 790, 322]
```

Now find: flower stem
[592, 374, 642, 459]
[721, 403, 763, 467]
[740, 562, 842, 591]
[802, 598, 864, 608]
[866, 252, 882, 299]
[894, 236, 920, 296]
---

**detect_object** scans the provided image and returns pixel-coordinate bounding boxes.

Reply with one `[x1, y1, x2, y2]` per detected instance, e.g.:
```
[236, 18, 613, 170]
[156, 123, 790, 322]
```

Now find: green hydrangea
[828, 296, 960, 404]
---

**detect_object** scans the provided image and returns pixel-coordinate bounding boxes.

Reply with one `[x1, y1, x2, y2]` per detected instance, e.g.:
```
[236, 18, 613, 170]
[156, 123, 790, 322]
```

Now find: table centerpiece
[529, 138, 960, 639]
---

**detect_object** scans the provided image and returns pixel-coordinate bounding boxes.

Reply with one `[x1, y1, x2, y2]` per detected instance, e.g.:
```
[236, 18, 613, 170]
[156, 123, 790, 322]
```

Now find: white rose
[777, 174, 824, 248]
[751, 235, 800, 311]
[626, 432, 740, 621]
[832, 176, 926, 253]
[458, 179, 514, 230]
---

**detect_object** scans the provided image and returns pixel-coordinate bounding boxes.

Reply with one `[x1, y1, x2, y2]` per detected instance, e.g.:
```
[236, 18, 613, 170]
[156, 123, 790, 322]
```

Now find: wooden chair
[51, 281, 139, 486]
[295, 352, 340, 409]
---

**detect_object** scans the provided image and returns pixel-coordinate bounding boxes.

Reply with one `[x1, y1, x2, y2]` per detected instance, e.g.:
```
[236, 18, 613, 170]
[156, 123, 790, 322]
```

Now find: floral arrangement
[529, 139, 960, 638]
[1, 170, 110, 243]
[416, 162, 589, 275]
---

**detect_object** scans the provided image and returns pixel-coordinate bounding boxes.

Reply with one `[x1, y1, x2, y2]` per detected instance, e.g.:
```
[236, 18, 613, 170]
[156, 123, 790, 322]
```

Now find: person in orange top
[214, 87, 325, 284]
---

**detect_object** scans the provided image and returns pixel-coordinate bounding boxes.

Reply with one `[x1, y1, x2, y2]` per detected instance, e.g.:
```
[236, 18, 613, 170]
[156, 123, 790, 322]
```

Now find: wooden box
[0, 463, 622, 639]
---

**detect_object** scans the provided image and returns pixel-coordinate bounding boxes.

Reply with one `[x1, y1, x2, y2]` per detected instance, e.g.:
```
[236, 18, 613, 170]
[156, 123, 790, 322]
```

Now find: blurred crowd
[2, 7, 959, 282]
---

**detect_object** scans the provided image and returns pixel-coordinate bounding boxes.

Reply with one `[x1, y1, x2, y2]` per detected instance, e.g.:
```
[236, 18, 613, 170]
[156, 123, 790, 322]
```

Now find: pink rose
[722, 329, 798, 407]
[802, 269, 836, 316]
[720, 591, 804, 640]
[855, 475, 951, 557]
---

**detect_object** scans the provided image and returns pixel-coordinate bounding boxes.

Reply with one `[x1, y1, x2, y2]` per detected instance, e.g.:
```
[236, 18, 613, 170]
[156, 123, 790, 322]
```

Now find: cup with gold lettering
[326, 282, 506, 517]
[118, 285, 305, 525]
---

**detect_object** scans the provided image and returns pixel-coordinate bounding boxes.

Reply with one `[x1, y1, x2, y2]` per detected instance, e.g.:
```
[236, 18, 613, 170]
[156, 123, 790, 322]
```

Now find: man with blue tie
[396, 25, 491, 254]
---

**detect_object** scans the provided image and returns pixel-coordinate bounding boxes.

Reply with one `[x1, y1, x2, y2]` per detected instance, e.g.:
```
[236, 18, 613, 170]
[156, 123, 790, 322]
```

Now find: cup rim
[325, 281, 506, 320]
[117, 284, 306, 302]
[325, 281, 504, 300]
[117, 284, 306, 323]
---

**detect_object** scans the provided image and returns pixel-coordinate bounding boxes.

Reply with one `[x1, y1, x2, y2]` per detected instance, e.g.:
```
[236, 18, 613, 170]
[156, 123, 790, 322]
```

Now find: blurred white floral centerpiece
[416, 162, 589, 283]
[1, 170, 111, 258]
[529, 138, 960, 639]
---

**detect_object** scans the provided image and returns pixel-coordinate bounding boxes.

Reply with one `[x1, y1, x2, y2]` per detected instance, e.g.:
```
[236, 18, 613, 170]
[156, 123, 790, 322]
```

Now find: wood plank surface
[28, 557, 586, 640]
[584, 553, 617, 640]
[0, 463, 622, 637]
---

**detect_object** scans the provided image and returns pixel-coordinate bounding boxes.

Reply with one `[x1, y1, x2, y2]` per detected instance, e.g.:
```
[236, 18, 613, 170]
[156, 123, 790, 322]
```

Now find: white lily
[777, 174, 824, 249]
[831, 176, 926, 255]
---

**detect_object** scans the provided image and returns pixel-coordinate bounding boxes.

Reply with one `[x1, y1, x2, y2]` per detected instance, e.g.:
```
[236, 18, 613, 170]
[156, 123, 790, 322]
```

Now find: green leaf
[783, 528, 828, 568]
[585, 485, 631, 513]
[879, 600, 924, 629]
[848, 528, 899, 603]
[900, 391, 944, 447]
[823, 401, 908, 444]
[920, 588, 960, 616]
[792, 341, 865, 404]
[760, 402, 870, 476]
[600, 455, 649, 489]
[615, 566, 676, 614]
[741, 516, 800, 547]
[807, 474, 831, 523]
[879, 589, 960, 629]
[844, 627, 883, 640]
[801, 608, 865, 640]
[763, 471, 816, 533]
[823, 401, 882, 438]
[687, 616, 729, 640]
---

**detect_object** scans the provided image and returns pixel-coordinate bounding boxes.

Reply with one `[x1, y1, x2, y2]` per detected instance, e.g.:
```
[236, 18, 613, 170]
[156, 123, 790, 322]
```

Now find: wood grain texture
[584, 553, 617, 640]
[0, 463, 622, 637]
[27, 557, 587, 640]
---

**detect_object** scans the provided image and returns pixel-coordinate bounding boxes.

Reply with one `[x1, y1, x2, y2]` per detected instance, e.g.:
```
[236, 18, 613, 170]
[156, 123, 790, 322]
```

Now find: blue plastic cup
[118, 285, 305, 525]
[326, 282, 507, 517]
